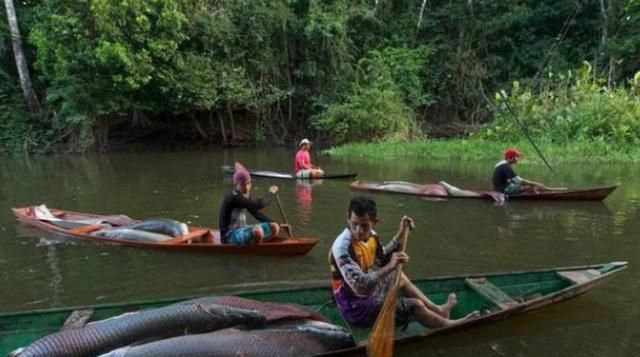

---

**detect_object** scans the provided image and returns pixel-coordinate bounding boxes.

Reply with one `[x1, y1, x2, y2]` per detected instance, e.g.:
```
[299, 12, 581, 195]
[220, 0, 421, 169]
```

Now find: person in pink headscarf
[219, 162, 281, 244]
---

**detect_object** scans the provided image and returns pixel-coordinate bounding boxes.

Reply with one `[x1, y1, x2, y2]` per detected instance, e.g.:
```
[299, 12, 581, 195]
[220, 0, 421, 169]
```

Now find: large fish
[12, 299, 266, 357]
[99, 320, 355, 357]
[381, 181, 448, 196]
[129, 219, 189, 237]
[91, 228, 174, 242]
[187, 296, 329, 323]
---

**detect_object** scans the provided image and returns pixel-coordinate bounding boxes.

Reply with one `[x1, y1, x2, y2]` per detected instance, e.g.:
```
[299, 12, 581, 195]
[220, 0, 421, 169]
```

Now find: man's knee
[413, 299, 426, 310]
[270, 222, 280, 237]
[253, 225, 264, 239]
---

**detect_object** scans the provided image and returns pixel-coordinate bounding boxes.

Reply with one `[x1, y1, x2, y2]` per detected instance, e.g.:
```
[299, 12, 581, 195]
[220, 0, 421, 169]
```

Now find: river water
[0, 148, 638, 356]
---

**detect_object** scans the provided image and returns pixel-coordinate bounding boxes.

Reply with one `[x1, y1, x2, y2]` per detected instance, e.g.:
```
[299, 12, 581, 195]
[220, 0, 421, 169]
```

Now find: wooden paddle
[367, 217, 414, 357]
[274, 193, 293, 238]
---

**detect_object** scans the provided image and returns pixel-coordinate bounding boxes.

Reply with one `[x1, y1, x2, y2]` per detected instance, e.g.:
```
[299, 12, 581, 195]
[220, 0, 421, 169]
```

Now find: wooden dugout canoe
[11, 206, 318, 256]
[0, 261, 626, 356]
[221, 165, 358, 180]
[351, 180, 618, 201]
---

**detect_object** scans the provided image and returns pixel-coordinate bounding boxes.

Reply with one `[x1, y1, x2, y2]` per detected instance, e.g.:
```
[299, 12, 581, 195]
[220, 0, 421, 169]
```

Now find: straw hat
[298, 138, 312, 147]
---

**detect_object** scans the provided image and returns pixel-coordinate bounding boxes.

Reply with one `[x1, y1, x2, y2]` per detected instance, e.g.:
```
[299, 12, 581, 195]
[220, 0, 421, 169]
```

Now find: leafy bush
[314, 81, 417, 143]
[481, 63, 640, 149]
[314, 46, 429, 143]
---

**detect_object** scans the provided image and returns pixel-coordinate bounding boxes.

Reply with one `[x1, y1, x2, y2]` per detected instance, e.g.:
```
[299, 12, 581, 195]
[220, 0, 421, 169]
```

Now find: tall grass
[328, 65, 640, 163]
[326, 138, 640, 163]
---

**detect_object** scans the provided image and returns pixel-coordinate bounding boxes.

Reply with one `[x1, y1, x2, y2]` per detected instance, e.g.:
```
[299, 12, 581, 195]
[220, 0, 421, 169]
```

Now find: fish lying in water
[11, 299, 266, 357]
[99, 320, 355, 357]
[130, 219, 189, 237]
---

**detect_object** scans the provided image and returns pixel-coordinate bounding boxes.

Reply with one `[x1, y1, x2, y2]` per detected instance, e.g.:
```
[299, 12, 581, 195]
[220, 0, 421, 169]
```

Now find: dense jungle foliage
[1, 0, 639, 153]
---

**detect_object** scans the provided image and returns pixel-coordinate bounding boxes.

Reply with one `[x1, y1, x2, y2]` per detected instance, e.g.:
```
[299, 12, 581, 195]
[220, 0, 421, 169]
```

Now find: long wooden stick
[367, 219, 413, 357]
[274, 193, 292, 238]
[498, 91, 556, 175]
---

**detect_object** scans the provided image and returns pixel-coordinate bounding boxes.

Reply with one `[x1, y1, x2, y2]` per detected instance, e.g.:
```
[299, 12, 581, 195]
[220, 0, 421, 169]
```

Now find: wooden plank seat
[557, 269, 602, 285]
[465, 277, 517, 310]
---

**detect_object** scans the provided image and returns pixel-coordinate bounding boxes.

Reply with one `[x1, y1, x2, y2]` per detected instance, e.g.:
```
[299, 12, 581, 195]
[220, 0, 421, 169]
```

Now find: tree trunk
[216, 108, 228, 146]
[282, 20, 293, 124]
[599, 0, 612, 86]
[227, 103, 237, 141]
[207, 110, 216, 145]
[191, 112, 208, 140]
[4, 0, 43, 119]
[95, 120, 110, 153]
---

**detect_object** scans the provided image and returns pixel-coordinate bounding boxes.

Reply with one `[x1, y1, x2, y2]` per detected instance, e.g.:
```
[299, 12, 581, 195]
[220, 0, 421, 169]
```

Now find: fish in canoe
[221, 165, 357, 180]
[9, 297, 345, 357]
[11, 205, 318, 256]
[351, 180, 618, 201]
[0, 261, 626, 356]
[98, 321, 356, 357]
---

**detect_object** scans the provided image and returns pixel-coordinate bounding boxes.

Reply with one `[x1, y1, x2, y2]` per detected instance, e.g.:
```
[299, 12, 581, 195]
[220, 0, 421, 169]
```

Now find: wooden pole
[498, 91, 556, 175]
[274, 193, 292, 238]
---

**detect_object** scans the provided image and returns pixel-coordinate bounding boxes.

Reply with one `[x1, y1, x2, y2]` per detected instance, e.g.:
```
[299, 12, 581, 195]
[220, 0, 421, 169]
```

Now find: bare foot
[444, 310, 480, 327]
[439, 293, 458, 318]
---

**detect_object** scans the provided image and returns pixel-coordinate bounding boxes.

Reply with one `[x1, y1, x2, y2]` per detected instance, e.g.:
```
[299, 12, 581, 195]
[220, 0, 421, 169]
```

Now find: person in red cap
[492, 148, 549, 195]
[218, 162, 281, 244]
[294, 138, 324, 178]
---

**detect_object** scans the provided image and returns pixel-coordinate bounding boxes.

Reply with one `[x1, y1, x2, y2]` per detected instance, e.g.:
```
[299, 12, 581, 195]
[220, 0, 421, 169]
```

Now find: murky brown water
[0, 148, 638, 356]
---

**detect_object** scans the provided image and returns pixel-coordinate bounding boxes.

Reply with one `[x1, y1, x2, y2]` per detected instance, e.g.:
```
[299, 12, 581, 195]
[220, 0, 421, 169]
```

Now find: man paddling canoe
[294, 138, 324, 178]
[492, 148, 554, 195]
[219, 162, 281, 244]
[329, 197, 478, 328]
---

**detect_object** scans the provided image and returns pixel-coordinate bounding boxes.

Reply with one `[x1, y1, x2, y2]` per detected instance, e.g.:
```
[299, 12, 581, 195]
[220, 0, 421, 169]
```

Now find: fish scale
[188, 296, 329, 322]
[99, 323, 356, 357]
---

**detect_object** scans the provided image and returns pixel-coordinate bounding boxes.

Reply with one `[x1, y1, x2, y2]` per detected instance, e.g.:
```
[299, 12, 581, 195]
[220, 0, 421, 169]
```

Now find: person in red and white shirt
[294, 138, 324, 178]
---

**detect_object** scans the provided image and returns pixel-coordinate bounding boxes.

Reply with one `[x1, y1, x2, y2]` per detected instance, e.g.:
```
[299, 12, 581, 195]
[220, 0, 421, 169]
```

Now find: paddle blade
[367, 291, 398, 357]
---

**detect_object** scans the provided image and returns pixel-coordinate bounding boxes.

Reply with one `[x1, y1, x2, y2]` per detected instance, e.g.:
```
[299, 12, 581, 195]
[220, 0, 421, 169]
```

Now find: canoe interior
[0, 262, 625, 356]
[12, 207, 318, 256]
[221, 165, 357, 180]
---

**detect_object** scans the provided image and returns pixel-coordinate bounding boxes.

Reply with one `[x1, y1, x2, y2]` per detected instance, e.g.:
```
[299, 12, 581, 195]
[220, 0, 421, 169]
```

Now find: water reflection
[492, 201, 614, 241]
[295, 179, 323, 225]
[45, 245, 63, 307]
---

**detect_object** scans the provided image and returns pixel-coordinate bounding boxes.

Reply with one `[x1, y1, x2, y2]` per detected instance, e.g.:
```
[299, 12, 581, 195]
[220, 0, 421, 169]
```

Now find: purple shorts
[334, 274, 417, 327]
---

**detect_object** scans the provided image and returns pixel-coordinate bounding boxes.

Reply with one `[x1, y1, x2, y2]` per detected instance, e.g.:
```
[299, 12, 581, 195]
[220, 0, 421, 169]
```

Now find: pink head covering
[233, 162, 251, 183]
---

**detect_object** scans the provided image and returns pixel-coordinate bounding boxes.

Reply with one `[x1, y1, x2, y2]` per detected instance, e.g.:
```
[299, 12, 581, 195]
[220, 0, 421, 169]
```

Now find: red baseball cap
[504, 148, 523, 160]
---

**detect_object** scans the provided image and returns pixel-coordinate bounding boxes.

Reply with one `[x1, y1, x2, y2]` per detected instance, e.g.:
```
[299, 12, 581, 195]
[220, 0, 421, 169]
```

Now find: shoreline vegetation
[325, 138, 640, 164]
[327, 65, 640, 164]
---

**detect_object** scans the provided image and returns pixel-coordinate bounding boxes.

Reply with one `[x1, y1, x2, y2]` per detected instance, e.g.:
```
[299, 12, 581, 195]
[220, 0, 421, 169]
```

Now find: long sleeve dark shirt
[219, 189, 274, 238]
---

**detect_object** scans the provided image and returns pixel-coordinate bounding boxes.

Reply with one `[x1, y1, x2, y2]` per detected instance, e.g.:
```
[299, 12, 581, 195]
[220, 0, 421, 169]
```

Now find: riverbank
[325, 139, 640, 163]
